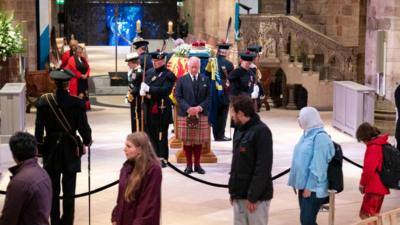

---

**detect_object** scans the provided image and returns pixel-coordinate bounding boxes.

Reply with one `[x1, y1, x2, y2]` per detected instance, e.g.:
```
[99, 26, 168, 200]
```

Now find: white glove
[141, 82, 150, 92]
[251, 85, 259, 99]
[140, 89, 146, 96]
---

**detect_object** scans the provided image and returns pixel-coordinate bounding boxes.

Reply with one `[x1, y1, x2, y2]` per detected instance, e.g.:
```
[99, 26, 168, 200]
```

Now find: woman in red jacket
[65, 45, 91, 110]
[111, 132, 162, 225]
[356, 122, 390, 219]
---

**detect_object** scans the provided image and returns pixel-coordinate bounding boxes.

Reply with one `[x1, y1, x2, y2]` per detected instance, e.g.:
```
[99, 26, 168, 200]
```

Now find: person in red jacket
[61, 39, 78, 69]
[111, 132, 162, 225]
[356, 122, 390, 219]
[65, 45, 91, 110]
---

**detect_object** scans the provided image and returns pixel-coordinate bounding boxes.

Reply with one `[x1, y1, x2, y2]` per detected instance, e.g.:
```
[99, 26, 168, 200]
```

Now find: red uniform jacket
[65, 56, 90, 96]
[111, 160, 162, 225]
[360, 134, 390, 195]
[61, 50, 72, 69]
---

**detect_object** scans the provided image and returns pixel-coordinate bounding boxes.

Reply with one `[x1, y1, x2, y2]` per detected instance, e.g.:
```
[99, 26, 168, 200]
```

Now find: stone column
[308, 54, 315, 73]
[285, 84, 297, 110]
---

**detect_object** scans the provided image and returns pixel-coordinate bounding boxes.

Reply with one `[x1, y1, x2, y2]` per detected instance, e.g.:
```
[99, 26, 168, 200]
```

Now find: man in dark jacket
[0, 132, 52, 225]
[213, 43, 234, 141]
[125, 52, 143, 132]
[35, 70, 92, 225]
[140, 50, 176, 167]
[229, 94, 273, 225]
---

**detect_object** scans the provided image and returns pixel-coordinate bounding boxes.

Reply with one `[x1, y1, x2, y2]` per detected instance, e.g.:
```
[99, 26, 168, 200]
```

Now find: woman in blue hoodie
[288, 107, 335, 225]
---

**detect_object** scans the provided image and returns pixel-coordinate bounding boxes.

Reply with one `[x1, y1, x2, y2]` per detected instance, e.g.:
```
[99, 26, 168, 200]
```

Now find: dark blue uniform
[139, 53, 153, 71]
[128, 67, 143, 132]
[213, 55, 234, 140]
[143, 65, 176, 160]
[35, 88, 92, 225]
[228, 66, 255, 96]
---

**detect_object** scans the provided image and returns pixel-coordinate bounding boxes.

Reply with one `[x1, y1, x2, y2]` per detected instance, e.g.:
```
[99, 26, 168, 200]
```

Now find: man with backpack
[356, 122, 390, 219]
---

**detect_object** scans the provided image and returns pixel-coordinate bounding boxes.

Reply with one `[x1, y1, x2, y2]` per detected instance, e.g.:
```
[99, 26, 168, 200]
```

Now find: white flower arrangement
[0, 12, 24, 61]
[172, 43, 191, 57]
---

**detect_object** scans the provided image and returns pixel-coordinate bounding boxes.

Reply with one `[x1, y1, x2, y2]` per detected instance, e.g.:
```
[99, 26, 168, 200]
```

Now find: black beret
[149, 50, 167, 60]
[50, 69, 74, 81]
[132, 40, 149, 49]
[247, 45, 262, 53]
[217, 43, 232, 50]
[239, 51, 256, 61]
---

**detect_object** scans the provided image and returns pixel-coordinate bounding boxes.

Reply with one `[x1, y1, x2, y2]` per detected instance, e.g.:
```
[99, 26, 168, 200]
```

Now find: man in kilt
[176, 57, 210, 174]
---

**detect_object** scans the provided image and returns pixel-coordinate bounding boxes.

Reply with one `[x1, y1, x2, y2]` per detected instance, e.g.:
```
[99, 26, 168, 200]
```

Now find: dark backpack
[328, 142, 344, 193]
[378, 144, 400, 189]
[314, 132, 344, 193]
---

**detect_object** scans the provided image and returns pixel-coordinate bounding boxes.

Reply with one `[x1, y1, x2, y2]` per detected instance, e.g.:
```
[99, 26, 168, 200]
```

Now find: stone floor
[0, 95, 399, 225]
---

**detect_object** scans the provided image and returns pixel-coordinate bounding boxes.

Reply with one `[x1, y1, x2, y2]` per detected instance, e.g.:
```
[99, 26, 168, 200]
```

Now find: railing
[240, 14, 359, 81]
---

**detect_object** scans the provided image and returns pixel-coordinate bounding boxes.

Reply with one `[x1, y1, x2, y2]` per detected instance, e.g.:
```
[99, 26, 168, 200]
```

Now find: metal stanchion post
[88, 145, 91, 225]
[328, 190, 336, 225]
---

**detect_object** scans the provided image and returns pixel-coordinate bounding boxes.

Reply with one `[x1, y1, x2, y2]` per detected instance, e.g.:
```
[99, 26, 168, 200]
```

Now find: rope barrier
[164, 160, 291, 189]
[0, 156, 363, 196]
[343, 156, 363, 169]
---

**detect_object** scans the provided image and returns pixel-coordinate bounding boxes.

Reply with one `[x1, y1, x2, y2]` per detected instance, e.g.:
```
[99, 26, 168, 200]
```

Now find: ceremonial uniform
[213, 43, 234, 141]
[141, 52, 176, 162]
[35, 70, 92, 225]
[132, 40, 153, 71]
[228, 66, 256, 96]
[125, 53, 143, 132]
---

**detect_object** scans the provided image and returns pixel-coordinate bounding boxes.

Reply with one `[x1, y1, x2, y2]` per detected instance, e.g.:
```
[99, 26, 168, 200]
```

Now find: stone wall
[259, 0, 286, 14]
[261, 0, 361, 47]
[183, 0, 235, 44]
[365, 0, 400, 102]
[0, 0, 37, 71]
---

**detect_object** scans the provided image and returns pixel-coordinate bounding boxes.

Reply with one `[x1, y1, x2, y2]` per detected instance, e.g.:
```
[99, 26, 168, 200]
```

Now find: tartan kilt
[176, 115, 210, 145]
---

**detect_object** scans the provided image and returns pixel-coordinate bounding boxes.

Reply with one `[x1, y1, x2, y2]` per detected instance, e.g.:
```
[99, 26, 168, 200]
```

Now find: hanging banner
[37, 0, 50, 69]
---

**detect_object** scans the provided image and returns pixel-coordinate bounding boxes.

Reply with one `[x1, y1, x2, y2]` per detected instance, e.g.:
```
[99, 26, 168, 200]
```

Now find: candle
[168, 21, 173, 33]
[136, 20, 141, 32]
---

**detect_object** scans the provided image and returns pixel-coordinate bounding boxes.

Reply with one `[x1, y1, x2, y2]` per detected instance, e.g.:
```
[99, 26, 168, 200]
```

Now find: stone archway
[269, 68, 287, 108]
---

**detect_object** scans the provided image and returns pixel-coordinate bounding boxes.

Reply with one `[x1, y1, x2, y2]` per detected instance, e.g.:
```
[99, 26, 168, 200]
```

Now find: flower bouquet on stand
[0, 11, 24, 87]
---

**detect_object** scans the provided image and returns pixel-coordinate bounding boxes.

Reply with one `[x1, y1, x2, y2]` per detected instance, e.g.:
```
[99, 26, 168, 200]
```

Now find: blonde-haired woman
[111, 132, 162, 225]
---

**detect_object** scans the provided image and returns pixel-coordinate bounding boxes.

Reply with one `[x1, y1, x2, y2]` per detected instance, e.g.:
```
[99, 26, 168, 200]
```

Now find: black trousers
[145, 113, 170, 160]
[212, 104, 229, 139]
[130, 97, 142, 133]
[48, 171, 77, 225]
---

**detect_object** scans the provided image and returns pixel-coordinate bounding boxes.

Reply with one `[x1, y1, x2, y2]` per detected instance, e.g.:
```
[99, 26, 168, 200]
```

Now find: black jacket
[35, 89, 92, 173]
[143, 65, 176, 124]
[229, 114, 273, 202]
[395, 85, 400, 139]
[175, 73, 210, 116]
[228, 66, 255, 96]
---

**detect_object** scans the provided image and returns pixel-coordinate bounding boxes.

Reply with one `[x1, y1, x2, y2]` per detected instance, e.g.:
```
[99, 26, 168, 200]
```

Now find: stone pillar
[285, 84, 297, 110]
[308, 54, 315, 73]
[374, 97, 396, 136]
[169, 107, 183, 149]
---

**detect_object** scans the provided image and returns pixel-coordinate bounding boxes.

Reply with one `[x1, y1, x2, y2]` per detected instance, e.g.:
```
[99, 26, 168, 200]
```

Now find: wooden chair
[25, 70, 56, 113]
[379, 208, 400, 225]
[350, 216, 381, 225]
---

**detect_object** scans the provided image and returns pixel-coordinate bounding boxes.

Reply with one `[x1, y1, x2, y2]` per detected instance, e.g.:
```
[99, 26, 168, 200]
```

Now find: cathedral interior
[0, 0, 400, 224]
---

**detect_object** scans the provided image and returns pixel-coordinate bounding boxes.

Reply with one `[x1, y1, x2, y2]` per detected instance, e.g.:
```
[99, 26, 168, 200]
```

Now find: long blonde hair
[124, 132, 159, 202]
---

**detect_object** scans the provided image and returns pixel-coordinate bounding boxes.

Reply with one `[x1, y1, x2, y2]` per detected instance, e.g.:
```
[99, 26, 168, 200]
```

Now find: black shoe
[215, 137, 232, 142]
[222, 136, 232, 141]
[194, 165, 205, 174]
[161, 161, 167, 168]
[184, 166, 193, 174]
